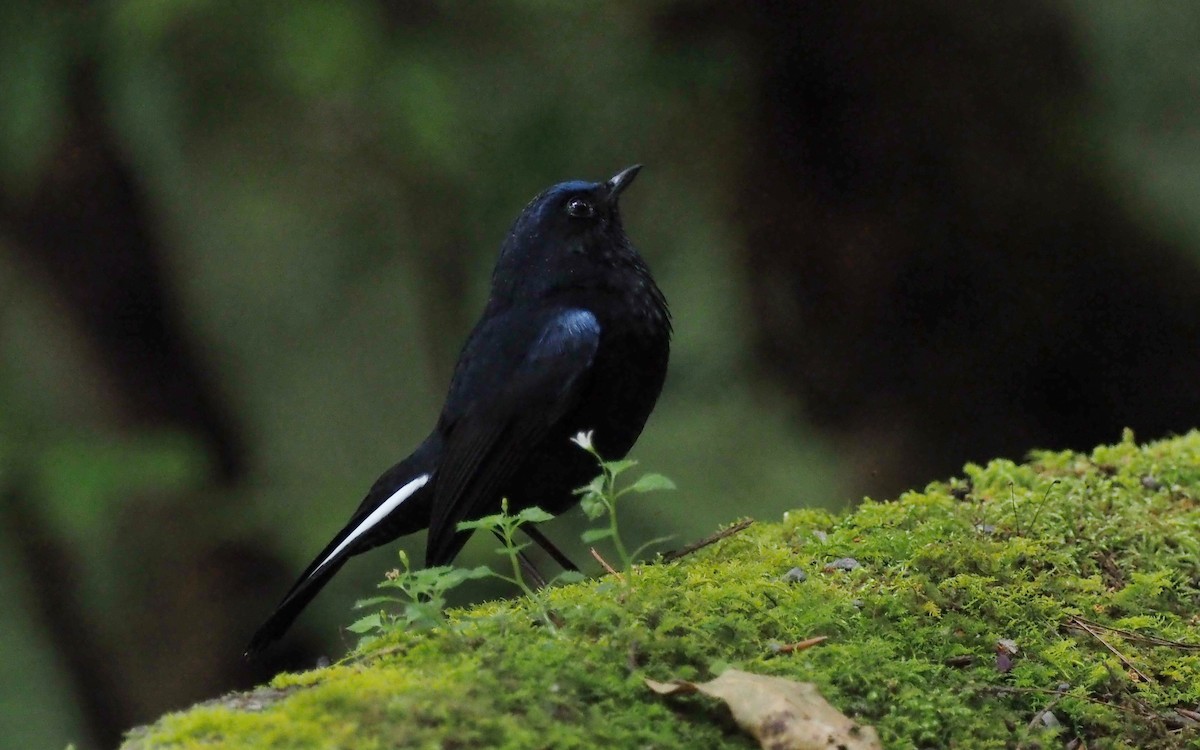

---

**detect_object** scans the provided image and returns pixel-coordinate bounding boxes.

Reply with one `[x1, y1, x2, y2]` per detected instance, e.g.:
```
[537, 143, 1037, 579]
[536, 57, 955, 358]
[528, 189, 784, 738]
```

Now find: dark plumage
[246, 166, 670, 655]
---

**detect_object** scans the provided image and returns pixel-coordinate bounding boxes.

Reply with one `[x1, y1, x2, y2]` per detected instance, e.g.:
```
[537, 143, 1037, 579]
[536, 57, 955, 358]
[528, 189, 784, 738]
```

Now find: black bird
[246, 166, 671, 654]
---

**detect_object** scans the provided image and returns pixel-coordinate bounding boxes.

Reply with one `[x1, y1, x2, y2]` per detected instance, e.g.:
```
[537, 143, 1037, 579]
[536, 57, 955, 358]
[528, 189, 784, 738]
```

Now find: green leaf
[574, 475, 605, 497]
[417, 564, 458, 579]
[515, 506, 555, 524]
[605, 459, 638, 476]
[354, 596, 399, 610]
[495, 542, 532, 555]
[404, 602, 444, 629]
[439, 565, 494, 588]
[346, 612, 382, 634]
[581, 528, 614, 543]
[461, 565, 496, 580]
[554, 570, 586, 585]
[458, 514, 504, 531]
[435, 570, 468, 588]
[580, 494, 607, 520]
[629, 473, 676, 493]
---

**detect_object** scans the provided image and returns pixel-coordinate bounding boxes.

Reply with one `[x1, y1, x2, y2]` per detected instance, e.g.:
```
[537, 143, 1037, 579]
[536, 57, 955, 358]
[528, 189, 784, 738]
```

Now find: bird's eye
[566, 197, 594, 218]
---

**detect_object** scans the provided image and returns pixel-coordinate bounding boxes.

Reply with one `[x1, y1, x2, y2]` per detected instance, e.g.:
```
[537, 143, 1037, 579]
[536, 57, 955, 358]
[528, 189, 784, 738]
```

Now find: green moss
[123, 432, 1200, 749]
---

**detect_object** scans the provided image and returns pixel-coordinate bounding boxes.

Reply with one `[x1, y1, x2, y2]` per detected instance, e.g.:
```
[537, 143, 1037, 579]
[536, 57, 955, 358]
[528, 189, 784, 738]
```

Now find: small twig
[1066, 616, 1153, 683]
[590, 547, 625, 582]
[1009, 482, 1021, 536]
[980, 685, 1144, 716]
[1066, 616, 1200, 651]
[772, 636, 828, 654]
[1027, 479, 1062, 531]
[661, 519, 755, 562]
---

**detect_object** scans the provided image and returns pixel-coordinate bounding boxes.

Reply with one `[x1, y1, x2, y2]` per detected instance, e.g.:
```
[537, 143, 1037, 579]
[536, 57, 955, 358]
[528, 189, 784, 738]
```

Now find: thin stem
[599, 463, 634, 575]
[610, 498, 631, 570]
[504, 527, 534, 598]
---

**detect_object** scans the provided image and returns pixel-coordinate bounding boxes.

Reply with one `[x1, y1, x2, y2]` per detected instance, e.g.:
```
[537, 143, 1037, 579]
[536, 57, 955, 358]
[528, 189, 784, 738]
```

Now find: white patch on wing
[312, 474, 430, 575]
[532, 309, 600, 359]
[560, 309, 599, 337]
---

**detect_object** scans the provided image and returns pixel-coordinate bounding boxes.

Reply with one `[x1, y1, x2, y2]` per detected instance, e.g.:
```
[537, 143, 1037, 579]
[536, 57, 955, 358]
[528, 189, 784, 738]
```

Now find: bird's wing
[425, 307, 601, 564]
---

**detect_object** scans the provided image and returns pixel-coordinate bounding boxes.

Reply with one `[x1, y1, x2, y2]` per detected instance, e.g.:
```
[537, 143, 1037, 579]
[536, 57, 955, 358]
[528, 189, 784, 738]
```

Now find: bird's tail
[244, 549, 352, 657]
[245, 439, 439, 657]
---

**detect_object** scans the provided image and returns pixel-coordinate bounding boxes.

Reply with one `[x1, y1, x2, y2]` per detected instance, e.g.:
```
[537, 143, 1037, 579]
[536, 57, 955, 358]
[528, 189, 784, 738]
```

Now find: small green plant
[570, 430, 676, 573]
[348, 500, 582, 646]
[347, 550, 491, 647]
[348, 434, 676, 646]
[457, 500, 551, 599]
[458, 499, 585, 629]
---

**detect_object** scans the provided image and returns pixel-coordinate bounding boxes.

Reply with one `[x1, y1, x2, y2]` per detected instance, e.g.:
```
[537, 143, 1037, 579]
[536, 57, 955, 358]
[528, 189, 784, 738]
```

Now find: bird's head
[489, 166, 646, 306]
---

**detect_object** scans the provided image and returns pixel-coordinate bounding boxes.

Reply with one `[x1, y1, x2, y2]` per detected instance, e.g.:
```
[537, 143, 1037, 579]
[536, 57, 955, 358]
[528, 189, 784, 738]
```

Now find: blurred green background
[2, 2, 1199, 748]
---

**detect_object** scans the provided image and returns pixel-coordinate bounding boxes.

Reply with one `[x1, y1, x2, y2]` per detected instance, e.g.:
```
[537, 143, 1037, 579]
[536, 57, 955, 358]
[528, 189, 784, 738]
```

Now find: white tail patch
[312, 474, 430, 575]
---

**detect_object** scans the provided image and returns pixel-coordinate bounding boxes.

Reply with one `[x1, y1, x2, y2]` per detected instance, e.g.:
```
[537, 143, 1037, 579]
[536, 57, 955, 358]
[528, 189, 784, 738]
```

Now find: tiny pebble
[1055, 682, 1071, 693]
[1038, 711, 1062, 729]
[851, 599, 863, 609]
[996, 638, 1019, 655]
[812, 530, 828, 542]
[975, 524, 996, 535]
[782, 567, 808, 583]
[824, 557, 859, 572]
[996, 653, 1014, 673]
[1141, 475, 1163, 491]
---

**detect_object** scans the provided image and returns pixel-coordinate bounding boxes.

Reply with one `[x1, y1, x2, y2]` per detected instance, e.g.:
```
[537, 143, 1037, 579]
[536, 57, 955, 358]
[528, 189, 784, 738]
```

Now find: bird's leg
[523, 525, 580, 572]
[518, 550, 548, 590]
[491, 529, 548, 589]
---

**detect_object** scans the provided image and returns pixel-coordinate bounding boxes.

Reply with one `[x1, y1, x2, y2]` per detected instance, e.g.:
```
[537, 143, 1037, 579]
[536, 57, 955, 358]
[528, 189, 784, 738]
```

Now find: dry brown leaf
[646, 668, 881, 750]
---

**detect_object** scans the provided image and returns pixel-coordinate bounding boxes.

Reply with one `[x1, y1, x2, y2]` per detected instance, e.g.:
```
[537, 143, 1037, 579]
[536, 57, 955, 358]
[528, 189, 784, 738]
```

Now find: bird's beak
[606, 164, 642, 199]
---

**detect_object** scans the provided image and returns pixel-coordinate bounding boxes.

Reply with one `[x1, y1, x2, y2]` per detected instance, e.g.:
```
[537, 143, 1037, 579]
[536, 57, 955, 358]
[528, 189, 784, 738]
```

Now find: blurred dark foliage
[0, 59, 309, 748]
[717, 1, 1200, 492]
[0, 63, 244, 479]
[0, 2, 1197, 748]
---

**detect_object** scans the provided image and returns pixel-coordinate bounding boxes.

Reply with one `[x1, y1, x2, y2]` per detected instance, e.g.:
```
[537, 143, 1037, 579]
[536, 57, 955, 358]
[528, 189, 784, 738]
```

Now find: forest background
[2, 3, 1199, 748]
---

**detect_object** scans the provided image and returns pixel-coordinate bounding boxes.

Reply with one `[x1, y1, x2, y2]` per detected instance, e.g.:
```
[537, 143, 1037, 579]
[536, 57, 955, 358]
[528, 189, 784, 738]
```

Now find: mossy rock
[123, 431, 1200, 749]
